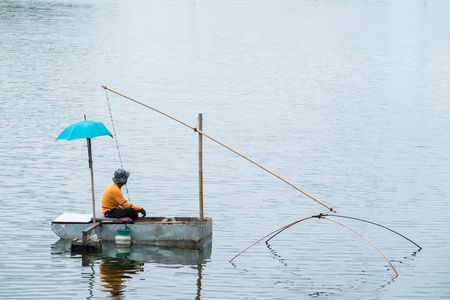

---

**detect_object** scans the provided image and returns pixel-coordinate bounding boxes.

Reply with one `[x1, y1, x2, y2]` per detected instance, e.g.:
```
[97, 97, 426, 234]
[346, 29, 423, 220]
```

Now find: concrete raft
[52, 213, 212, 249]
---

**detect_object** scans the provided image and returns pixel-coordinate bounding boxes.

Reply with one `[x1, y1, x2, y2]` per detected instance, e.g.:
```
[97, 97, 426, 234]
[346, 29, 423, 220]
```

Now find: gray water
[1, 0, 450, 298]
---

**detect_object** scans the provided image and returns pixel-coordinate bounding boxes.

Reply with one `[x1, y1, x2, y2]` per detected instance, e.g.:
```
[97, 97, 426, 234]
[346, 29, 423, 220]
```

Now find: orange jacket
[101, 182, 141, 214]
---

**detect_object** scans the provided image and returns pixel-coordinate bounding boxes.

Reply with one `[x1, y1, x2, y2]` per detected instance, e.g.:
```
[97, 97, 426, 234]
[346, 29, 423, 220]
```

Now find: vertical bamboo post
[198, 113, 204, 221]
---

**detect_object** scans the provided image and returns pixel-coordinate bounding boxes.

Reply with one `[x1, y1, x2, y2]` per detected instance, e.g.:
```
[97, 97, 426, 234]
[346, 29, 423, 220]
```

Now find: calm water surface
[1, 0, 450, 299]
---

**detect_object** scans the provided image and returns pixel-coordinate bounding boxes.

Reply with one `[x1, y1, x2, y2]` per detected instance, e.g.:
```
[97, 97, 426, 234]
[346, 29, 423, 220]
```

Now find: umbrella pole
[87, 138, 97, 224]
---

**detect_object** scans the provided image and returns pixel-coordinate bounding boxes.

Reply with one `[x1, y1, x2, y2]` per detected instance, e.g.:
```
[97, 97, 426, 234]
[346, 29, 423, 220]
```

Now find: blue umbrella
[56, 120, 113, 141]
[57, 119, 113, 223]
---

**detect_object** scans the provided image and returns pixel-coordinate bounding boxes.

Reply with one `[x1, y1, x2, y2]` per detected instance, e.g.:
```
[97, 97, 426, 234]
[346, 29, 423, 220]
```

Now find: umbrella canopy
[56, 120, 113, 141]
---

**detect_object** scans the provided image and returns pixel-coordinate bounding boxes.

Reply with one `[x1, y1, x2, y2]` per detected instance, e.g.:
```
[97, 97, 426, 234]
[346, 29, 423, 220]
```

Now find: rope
[104, 88, 130, 201]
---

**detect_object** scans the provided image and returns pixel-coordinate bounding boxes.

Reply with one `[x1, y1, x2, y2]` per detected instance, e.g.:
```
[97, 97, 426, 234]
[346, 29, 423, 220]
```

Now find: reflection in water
[265, 243, 287, 267]
[262, 241, 419, 293]
[101, 241, 212, 265]
[195, 263, 203, 300]
[99, 254, 143, 299]
[51, 240, 211, 299]
[84, 256, 97, 300]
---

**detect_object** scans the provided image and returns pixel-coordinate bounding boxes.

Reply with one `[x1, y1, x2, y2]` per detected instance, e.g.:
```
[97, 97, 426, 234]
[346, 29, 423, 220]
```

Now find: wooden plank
[82, 223, 101, 246]
[82, 222, 101, 234]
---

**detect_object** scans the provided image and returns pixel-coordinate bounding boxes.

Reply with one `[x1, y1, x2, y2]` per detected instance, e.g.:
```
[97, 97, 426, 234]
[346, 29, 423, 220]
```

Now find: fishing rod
[102, 85, 335, 212]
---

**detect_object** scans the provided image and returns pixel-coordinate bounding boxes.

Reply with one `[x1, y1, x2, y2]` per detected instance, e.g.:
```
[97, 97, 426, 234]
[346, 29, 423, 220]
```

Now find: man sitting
[101, 169, 146, 222]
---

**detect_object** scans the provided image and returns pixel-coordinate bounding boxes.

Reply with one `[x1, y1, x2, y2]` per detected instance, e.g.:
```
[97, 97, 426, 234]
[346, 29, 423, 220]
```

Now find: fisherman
[101, 169, 146, 221]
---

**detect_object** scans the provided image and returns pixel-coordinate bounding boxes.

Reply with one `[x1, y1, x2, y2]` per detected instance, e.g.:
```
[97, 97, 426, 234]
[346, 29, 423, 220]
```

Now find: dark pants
[104, 208, 139, 220]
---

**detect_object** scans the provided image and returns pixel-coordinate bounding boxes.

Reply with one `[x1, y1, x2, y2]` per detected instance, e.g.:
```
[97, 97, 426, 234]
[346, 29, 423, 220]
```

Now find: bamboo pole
[198, 113, 204, 221]
[323, 217, 399, 277]
[265, 217, 307, 243]
[102, 86, 335, 212]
